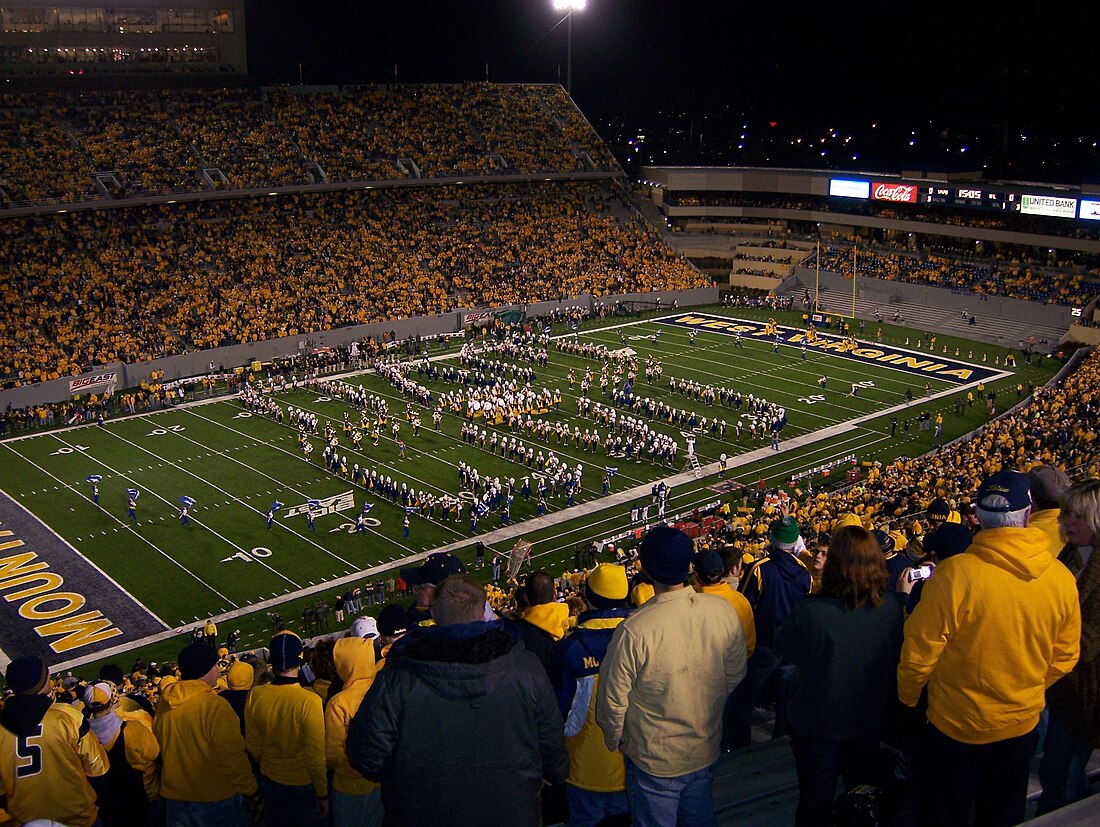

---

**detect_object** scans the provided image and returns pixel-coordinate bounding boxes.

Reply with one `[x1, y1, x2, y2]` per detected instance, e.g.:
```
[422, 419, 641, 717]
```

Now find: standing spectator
[1039, 479, 1100, 814]
[692, 548, 756, 658]
[1027, 464, 1072, 557]
[245, 632, 329, 826]
[0, 656, 109, 827]
[400, 551, 467, 627]
[81, 681, 161, 827]
[898, 471, 1081, 827]
[220, 661, 254, 734]
[597, 526, 748, 827]
[334, 592, 346, 625]
[774, 526, 904, 827]
[154, 643, 258, 827]
[550, 563, 633, 827]
[203, 618, 218, 648]
[727, 516, 812, 750]
[347, 574, 568, 827]
[516, 570, 571, 674]
[325, 637, 382, 827]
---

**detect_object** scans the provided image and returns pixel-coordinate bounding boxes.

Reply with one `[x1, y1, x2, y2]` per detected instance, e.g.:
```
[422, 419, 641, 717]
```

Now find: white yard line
[1, 442, 236, 610]
[50, 431, 300, 592]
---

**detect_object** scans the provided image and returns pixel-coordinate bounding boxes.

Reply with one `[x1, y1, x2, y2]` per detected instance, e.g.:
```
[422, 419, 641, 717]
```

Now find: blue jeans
[1037, 714, 1095, 815]
[331, 788, 383, 827]
[567, 784, 629, 827]
[260, 776, 317, 827]
[624, 756, 718, 827]
[165, 796, 248, 827]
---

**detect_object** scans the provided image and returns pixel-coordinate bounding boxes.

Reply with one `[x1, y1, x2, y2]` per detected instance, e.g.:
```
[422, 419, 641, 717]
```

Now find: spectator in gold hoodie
[325, 636, 381, 827]
[153, 643, 258, 827]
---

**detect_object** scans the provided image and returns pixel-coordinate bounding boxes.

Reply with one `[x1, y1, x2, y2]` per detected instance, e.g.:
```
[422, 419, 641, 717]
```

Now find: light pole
[553, 0, 586, 96]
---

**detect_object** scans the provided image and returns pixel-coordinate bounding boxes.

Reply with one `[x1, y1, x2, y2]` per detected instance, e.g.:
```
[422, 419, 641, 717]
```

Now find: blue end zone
[663, 313, 1006, 385]
[0, 489, 166, 666]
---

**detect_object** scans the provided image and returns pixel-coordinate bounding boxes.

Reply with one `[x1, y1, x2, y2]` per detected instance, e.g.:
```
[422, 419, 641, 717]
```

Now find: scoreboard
[830, 177, 1091, 219]
[921, 185, 1015, 211]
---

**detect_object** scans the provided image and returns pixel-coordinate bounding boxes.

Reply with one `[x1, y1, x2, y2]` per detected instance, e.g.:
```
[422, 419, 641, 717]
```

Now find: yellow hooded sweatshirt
[522, 602, 571, 641]
[898, 526, 1081, 744]
[325, 637, 380, 796]
[153, 679, 257, 803]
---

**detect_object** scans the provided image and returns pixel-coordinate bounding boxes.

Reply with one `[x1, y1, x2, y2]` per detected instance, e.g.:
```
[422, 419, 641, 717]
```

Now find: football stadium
[1, 3, 1099, 826]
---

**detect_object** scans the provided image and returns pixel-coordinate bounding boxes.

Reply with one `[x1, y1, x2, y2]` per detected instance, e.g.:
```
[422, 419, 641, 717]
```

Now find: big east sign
[872, 182, 918, 203]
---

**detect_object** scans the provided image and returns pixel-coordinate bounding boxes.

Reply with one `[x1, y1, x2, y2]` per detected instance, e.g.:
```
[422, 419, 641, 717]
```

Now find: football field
[0, 306, 1044, 670]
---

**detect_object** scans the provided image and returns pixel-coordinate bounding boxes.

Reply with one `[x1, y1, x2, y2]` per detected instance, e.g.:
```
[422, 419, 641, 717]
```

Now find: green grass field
[0, 305, 1057, 672]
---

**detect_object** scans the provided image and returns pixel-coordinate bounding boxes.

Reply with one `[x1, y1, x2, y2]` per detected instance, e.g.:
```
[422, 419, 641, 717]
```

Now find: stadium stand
[6, 77, 1100, 827]
[0, 181, 704, 387]
[0, 83, 617, 205]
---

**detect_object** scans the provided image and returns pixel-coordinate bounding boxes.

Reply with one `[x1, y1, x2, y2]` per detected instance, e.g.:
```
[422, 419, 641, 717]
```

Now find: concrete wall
[730, 273, 783, 290]
[1064, 324, 1100, 346]
[1, 288, 719, 409]
[789, 268, 1076, 327]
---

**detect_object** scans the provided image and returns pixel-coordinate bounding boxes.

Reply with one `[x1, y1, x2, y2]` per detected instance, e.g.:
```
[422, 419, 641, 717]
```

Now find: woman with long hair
[775, 525, 905, 827]
[1038, 478, 1100, 814]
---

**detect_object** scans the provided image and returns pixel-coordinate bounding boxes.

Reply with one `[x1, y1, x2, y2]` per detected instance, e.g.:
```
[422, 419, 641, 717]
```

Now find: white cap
[350, 617, 378, 639]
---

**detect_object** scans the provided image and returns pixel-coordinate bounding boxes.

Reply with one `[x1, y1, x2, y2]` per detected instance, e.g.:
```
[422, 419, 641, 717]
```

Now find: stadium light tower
[553, 0, 586, 96]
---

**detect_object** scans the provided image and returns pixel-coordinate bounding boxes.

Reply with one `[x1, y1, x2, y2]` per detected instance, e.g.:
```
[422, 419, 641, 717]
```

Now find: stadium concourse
[3, 86, 1100, 826]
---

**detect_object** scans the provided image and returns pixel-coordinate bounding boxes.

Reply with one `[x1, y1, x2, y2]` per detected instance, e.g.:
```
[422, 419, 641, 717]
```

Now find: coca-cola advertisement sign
[872, 182, 918, 203]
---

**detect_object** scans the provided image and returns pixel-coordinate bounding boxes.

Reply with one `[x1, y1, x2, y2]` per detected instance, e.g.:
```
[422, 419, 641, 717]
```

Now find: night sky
[246, 2, 1093, 127]
[244, 2, 1098, 179]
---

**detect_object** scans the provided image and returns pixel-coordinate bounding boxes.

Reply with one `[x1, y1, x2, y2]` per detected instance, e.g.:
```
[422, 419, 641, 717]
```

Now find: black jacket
[347, 622, 568, 827]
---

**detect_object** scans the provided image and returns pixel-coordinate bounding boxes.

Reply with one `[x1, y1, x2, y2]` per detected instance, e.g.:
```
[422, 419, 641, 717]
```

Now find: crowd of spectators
[0, 83, 616, 204]
[0, 180, 704, 387]
[5, 454, 1097, 825]
[806, 243, 1094, 306]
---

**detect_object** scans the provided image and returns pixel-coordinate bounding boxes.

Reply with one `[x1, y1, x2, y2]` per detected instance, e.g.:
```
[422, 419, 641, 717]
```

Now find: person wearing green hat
[726, 515, 812, 751]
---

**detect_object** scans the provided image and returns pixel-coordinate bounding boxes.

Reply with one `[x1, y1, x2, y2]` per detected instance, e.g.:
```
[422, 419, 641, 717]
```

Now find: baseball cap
[401, 552, 467, 587]
[927, 498, 951, 518]
[350, 617, 379, 639]
[1027, 465, 1071, 507]
[82, 681, 118, 713]
[377, 603, 410, 637]
[693, 549, 725, 577]
[976, 471, 1032, 513]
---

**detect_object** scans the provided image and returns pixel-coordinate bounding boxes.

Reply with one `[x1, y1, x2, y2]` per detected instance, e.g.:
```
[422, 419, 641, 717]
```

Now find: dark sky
[245, 2, 1096, 131]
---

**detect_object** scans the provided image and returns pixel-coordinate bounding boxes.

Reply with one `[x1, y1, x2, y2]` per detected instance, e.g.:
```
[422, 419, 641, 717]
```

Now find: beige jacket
[596, 586, 747, 777]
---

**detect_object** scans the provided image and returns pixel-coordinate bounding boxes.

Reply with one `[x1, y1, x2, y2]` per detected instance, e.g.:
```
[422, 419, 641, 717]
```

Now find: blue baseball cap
[976, 471, 1032, 513]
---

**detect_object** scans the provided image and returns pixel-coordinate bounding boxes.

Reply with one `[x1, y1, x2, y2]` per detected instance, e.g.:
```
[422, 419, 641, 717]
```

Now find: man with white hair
[898, 470, 1081, 827]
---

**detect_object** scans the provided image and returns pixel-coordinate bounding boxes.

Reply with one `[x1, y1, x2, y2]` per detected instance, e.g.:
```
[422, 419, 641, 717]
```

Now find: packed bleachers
[692, 348, 1100, 561]
[0, 83, 618, 205]
[0, 181, 704, 387]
